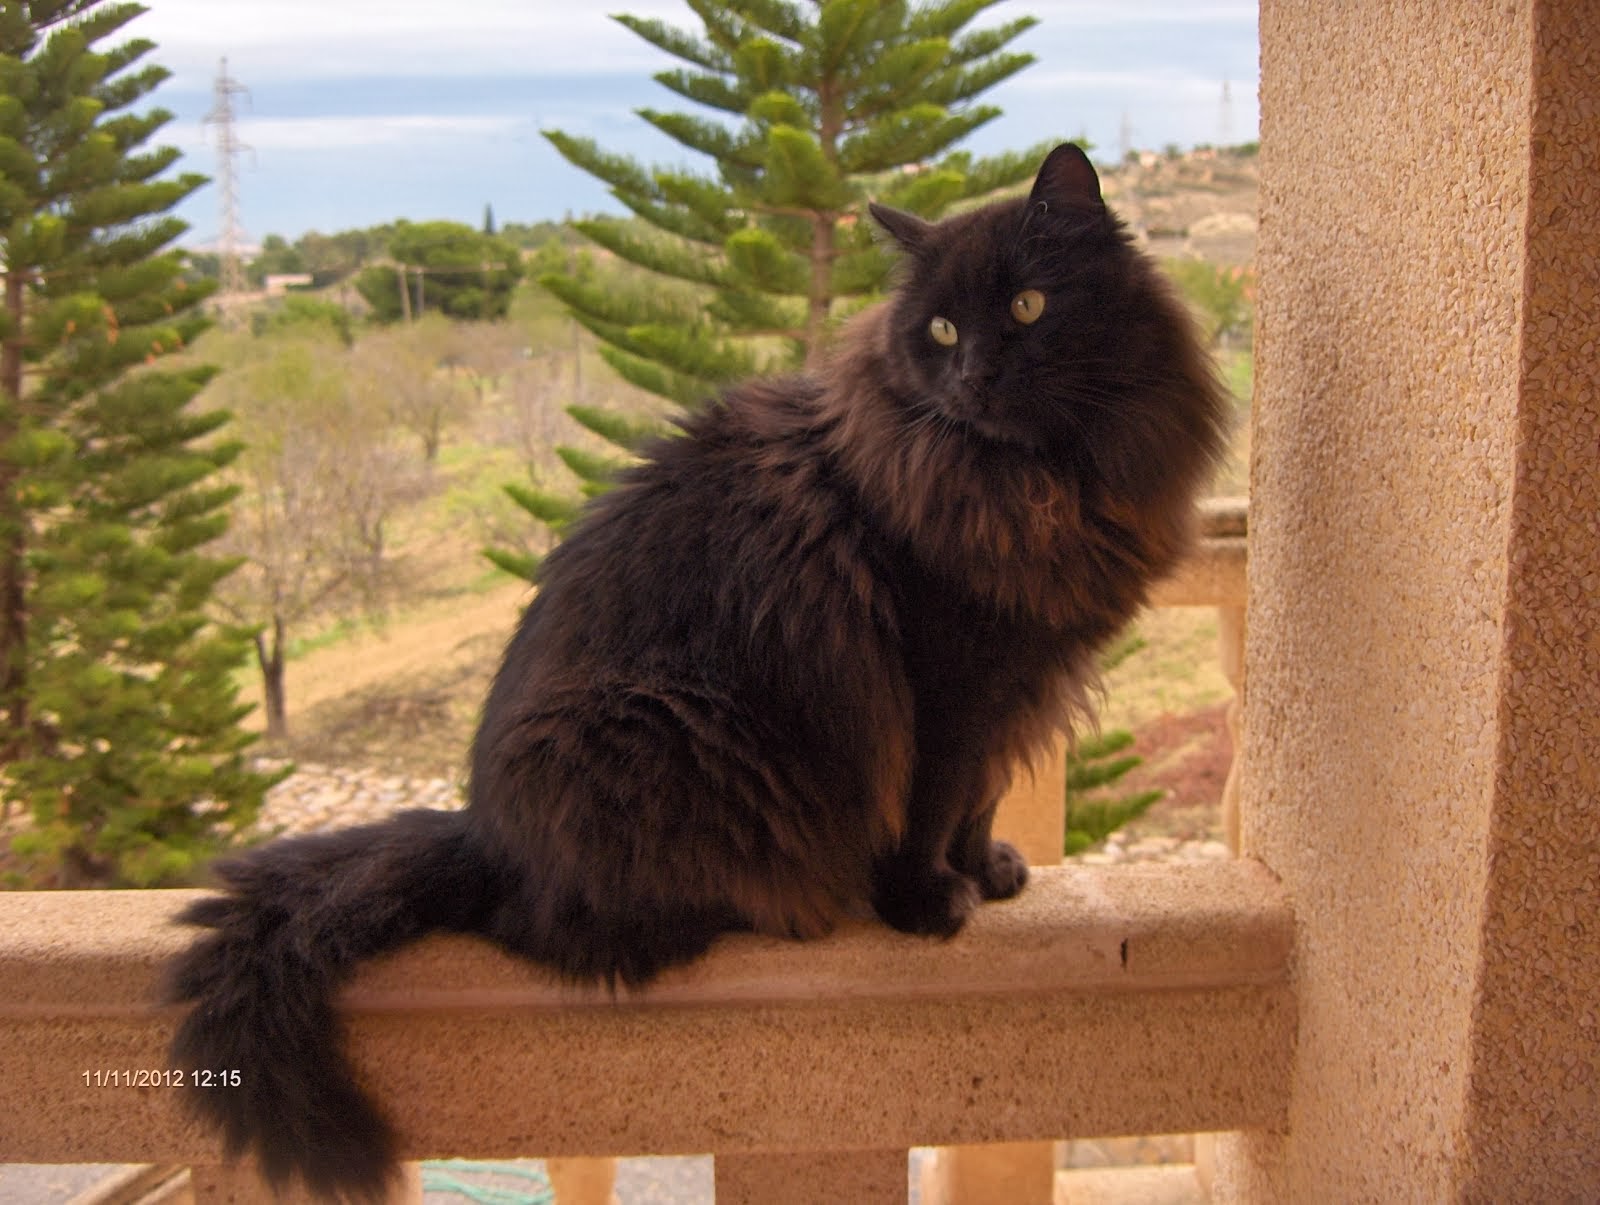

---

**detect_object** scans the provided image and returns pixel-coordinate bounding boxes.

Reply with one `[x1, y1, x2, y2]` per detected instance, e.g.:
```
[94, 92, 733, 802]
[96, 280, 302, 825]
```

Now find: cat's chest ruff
[887, 439, 1085, 596]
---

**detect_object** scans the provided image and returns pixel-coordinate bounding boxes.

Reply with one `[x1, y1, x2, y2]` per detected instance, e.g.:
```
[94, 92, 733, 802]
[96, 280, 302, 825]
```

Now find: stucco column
[545, 1156, 617, 1204]
[1220, 1, 1599, 1198]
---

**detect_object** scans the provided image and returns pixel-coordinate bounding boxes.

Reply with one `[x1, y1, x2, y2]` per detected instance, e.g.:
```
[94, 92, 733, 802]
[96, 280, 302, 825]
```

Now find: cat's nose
[957, 352, 989, 386]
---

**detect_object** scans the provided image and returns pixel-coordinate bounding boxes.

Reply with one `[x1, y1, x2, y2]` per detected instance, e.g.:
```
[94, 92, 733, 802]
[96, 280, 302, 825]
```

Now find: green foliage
[1164, 258, 1255, 345]
[349, 312, 482, 461]
[291, 226, 395, 286]
[0, 4, 279, 886]
[355, 220, 524, 323]
[251, 293, 356, 346]
[498, 0, 1052, 583]
[564, 404, 671, 454]
[499, 220, 581, 252]
[204, 329, 411, 606]
[480, 544, 541, 583]
[1063, 729, 1163, 856]
[224, 225, 400, 290]
[1063, 633, 1163, 856]
[483, 400, 655, 579]
[201, 325, 418, 740]
[183, 249, 221, 283]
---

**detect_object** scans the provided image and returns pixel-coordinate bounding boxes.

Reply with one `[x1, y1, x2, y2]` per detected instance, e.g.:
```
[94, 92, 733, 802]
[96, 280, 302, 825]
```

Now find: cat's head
[869, 143, 1224, 486]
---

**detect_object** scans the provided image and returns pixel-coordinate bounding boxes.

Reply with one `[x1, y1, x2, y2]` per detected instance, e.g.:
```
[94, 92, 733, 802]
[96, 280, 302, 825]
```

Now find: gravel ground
[418, 1156, 716, 1205]
[254, 761, 1230, 863]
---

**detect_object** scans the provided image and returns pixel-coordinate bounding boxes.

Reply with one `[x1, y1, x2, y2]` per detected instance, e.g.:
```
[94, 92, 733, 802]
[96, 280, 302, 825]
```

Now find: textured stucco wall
[1461, 1, 1600, 1190]
[1225, 0, 1599, 1198]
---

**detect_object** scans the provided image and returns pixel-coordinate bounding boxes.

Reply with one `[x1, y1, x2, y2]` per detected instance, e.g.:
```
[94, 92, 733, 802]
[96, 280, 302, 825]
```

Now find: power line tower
[204, 57, 250, 315]
[1219, 78, 1235, 148]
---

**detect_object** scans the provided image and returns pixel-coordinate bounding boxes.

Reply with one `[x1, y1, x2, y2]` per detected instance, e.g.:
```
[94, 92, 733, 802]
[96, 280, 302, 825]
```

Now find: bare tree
[351, 314, 490, 463]
[447, 319, 527, 403]
[207, 331, 414, 739]
[502, 353, 572, 478]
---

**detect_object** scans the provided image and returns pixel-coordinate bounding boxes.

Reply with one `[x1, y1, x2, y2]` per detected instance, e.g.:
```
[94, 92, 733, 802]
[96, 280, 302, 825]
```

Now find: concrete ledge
[1148, 537, 1246, 609]
[1055, 1164, 1206, 1204]
[1145, 496, 1247, 609]
[1197, 496, 1247, 540]
[1, 861, 1292, 1164]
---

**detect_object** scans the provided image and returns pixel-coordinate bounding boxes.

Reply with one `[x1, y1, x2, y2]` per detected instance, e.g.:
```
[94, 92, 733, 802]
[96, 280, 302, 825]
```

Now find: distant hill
[1100, 147, 1259, 268]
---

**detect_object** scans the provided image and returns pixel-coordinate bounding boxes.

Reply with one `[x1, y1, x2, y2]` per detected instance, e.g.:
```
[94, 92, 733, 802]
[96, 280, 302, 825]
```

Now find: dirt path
[242, 580, 530, 778]
[265, 581, 527, 719]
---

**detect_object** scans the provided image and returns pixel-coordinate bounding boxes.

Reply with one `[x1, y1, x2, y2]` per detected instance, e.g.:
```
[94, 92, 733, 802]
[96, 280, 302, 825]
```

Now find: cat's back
[543, 374, 838, 587]
[502, 370, 896, 682]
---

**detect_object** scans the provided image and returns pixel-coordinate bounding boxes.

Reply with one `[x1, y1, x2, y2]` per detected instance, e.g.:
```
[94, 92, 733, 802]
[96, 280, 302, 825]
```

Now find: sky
[124, 1, 1260, 248]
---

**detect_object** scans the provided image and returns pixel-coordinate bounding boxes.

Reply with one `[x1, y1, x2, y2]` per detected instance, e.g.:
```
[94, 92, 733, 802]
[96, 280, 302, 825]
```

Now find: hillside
[1104, 146, 1259, 267]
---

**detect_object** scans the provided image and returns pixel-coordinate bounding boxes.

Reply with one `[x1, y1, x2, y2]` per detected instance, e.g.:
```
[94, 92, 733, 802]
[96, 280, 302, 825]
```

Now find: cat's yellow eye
[1011, 289, 1046, 325]
[928, 316, 959, 346]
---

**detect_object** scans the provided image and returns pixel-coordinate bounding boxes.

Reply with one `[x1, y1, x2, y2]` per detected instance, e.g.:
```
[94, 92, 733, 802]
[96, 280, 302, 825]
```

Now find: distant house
[264, 273, 314, 296]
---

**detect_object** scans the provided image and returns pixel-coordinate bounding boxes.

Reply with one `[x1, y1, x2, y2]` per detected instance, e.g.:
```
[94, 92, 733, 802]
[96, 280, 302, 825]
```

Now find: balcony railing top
[1, 861, 1290, 1166]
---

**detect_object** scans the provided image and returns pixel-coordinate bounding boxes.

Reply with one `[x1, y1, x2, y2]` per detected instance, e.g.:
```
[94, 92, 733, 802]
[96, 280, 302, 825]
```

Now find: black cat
[167, 142, 1228, 1200]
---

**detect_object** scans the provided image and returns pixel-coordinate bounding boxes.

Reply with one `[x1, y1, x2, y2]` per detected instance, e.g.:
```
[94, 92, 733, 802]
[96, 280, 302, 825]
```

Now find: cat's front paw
[973, 840, 1029, 900]
[873, 865, 980, 939]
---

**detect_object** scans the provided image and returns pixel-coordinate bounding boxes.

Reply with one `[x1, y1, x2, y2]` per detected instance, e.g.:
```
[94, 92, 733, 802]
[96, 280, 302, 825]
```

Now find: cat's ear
[869, 202, 933, 255]
[1029, 143, 1103, 211]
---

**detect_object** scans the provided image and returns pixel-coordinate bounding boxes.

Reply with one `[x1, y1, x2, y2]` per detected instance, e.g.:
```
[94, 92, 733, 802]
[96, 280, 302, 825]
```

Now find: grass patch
[286, 615, 375, 660]
[1212, 346, 1253, 497]
[467, 564, 525, 595]
[1096, 608, 1232, 734]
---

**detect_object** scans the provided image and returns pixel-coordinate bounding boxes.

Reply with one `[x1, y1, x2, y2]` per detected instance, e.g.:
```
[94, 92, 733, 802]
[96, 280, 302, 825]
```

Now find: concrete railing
[933, 496, 1249, 1203]
[1, 862, 1289, 1202]
[0, 499, 1256, 1204]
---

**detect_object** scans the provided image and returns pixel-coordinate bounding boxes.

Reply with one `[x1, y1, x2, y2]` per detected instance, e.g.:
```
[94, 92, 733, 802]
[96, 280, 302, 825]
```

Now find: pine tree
[0, 2, 279, 886]
[496, 0, 1054, 579]
[1063, 633, 1164, 856]
[1063, 729, 1163, 856]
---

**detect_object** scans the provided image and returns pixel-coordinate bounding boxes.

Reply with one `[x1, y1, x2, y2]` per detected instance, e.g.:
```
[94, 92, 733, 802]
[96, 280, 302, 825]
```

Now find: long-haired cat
[167, 143, 1228, 1200]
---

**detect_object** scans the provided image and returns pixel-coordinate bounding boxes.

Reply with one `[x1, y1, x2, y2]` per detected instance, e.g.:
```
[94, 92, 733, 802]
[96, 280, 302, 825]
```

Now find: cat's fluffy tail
[166, 808, 501, 1202]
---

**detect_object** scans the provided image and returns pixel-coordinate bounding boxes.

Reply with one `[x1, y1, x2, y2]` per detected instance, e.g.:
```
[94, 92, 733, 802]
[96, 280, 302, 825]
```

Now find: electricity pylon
[204, 58, 250, 314]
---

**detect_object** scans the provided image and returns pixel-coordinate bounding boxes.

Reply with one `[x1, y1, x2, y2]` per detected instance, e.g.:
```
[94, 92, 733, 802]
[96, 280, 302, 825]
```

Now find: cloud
[1014, 68, 1257, 95]
[1027, 0, 1257, 23]
[130, 1, 1255, 91]
[162, 113, 532, 156]
[129, 2, 687, 86]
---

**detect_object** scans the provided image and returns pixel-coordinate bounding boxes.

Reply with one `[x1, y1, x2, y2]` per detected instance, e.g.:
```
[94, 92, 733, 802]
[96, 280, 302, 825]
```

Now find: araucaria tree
[0, 2, 277, 886]
[547, 0, 1049, 396]
[500, 0, 1052, 576]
